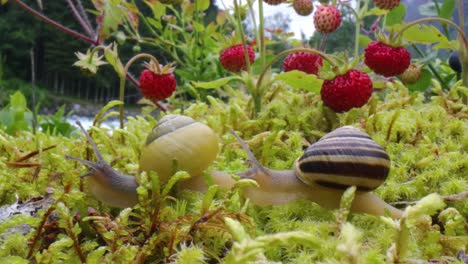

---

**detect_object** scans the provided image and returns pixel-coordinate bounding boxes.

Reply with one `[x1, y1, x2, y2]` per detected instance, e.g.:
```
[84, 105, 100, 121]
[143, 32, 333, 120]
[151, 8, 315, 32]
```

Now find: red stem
[65, 0, 95, 38]
[12, 0, 99, 45]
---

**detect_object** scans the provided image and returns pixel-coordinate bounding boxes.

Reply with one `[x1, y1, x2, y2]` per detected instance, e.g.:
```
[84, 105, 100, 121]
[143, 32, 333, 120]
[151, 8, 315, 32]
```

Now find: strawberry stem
[233, 0, 252, 73]
[116, 53, 164, 129]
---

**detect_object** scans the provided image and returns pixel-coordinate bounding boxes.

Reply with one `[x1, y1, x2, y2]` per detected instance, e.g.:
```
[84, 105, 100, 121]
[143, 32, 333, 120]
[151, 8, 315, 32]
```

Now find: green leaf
[358, 34, 373, 48]
[439, 0, 456, 19]
[10, 90, 27, 110]
[104, 43, 125, 76]
[385, 4, 406, 27]
[406, 69, 432, 92]
[365, 7, 389, 16]
[1, 0, 8, 5]
[193, 76, 243, 89]
[402, 24, 456, 49]
[275, 71, 324, 93]
[198, 0, 210, 11]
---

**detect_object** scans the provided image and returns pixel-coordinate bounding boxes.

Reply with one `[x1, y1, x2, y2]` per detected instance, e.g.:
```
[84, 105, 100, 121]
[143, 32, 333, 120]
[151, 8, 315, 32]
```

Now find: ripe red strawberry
[321, 69, 373, 112]
[283, 52, 323, 74]
[139, 62, 176, 101]
[372, 0, 400, 10]
[219, 44, 255, 73]
[293, 0, 313, 16]
[364, 41, 410, 77]
[263, 0, 285, 5]
[313, 5, 342, 34]
[398, 64, 421, 84]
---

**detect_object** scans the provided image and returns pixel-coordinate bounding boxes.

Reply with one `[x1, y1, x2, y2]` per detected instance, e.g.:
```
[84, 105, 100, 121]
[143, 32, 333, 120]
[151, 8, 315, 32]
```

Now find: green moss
[0, 81, 467, 262]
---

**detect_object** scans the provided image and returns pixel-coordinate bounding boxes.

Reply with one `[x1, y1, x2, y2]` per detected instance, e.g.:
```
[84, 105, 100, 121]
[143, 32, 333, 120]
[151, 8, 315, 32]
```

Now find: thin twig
[12, 0, 98, 45]
[74, 0, 94, 36]
[65, 0, 95, 38]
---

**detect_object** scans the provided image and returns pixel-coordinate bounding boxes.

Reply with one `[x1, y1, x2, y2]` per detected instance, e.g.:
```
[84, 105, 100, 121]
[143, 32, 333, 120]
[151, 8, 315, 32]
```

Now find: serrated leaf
[275, 71, 323, 93]
[193, 76, 243, 89]
[385, 4, 405, 27]
[402, 24, 456, 49]
[439, 0, 456, 19]
[198, 0, 210, 11]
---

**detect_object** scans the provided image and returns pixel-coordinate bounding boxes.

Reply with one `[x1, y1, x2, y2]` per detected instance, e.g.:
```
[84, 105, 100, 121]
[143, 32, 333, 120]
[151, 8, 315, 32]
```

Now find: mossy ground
[0, 80, 467, 263]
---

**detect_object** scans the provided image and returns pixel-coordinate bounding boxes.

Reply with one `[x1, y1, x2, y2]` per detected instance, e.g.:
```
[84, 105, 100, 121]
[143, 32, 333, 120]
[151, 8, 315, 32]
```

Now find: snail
[211, 126, 403, 219]
[65, 114, 219, 208]
[66, 115, 402, 218]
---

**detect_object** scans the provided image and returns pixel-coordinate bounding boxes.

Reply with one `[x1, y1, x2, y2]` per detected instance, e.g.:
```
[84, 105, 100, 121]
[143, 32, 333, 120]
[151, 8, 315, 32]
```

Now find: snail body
[212, 126, 403, 218]
[66, 115, 219, 208]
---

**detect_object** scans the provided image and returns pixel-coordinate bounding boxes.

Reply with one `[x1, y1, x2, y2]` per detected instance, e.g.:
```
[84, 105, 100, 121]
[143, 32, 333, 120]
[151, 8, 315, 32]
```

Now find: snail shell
[295, 126, 390, 191]
[139, 115, 219, 183]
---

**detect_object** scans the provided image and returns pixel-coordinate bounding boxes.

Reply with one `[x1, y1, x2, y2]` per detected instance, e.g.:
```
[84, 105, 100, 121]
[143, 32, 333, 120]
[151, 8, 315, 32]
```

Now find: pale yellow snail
[66, 115, 403, 218]
[65, 114, 219, 208]
[212, 126, 403, 219]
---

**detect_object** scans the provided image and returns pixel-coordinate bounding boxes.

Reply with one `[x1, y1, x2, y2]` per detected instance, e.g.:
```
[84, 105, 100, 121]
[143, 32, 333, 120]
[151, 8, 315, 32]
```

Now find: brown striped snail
[212, 126, 403, 219]
[65, 114, 219, 208]
[67, 115, 402, 218]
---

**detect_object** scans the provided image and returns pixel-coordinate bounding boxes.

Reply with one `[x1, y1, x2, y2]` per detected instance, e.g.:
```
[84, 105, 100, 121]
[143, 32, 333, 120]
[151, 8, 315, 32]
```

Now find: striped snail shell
[295, 126, 391, 192]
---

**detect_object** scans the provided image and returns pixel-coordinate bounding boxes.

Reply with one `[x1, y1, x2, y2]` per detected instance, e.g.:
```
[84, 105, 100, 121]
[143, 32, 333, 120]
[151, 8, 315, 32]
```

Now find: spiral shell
[295, 126, 390, 191]
[139, 115, 219, 183]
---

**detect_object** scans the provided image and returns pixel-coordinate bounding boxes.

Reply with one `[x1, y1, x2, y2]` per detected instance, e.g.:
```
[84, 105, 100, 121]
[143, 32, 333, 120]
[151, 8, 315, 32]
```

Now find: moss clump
[0, 80, 467, 262]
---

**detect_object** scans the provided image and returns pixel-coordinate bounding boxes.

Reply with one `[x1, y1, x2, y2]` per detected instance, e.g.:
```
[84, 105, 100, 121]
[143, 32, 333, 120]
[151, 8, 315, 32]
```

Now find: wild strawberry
[138, 62, 176, 101]
[398, 64, 421, 84]
[263, 0, 285, 5]
[293, 0, 313, 16]
[219, 44, 255, 73]
[313, 5, 342, 34]
[372, 0, 400, 10]
[364, 41, 410, 77]
[321, 69, 373, 112]
[283, 52, 323, 74]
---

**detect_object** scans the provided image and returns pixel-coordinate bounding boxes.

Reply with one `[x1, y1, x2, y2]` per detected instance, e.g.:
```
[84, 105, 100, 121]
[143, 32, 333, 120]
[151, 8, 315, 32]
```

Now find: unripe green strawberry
[139, 62, 176, 101]
[372, 0, 400, 10]
[313, 5, 342, 34]
[293, 0, 313, 16]
[321, 69, 373, 112]
[263, 0, 285, 5]
[364, 41, 410, 77]
[398, 64, 421, 84]
[219, 44, 255, 73]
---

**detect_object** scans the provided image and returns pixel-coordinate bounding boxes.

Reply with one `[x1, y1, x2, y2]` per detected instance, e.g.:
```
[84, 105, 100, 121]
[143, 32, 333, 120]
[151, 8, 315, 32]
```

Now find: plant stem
[233, 0, 252, 73]
[457, 0, 464, 33]
[353, 0, 361, 59]
[12, 0, 98, 45]
[258, 0, 265, 66]
[119, 53, 164, 128]
[65, 0, 95, 38]
[30, 48, 37, 135]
